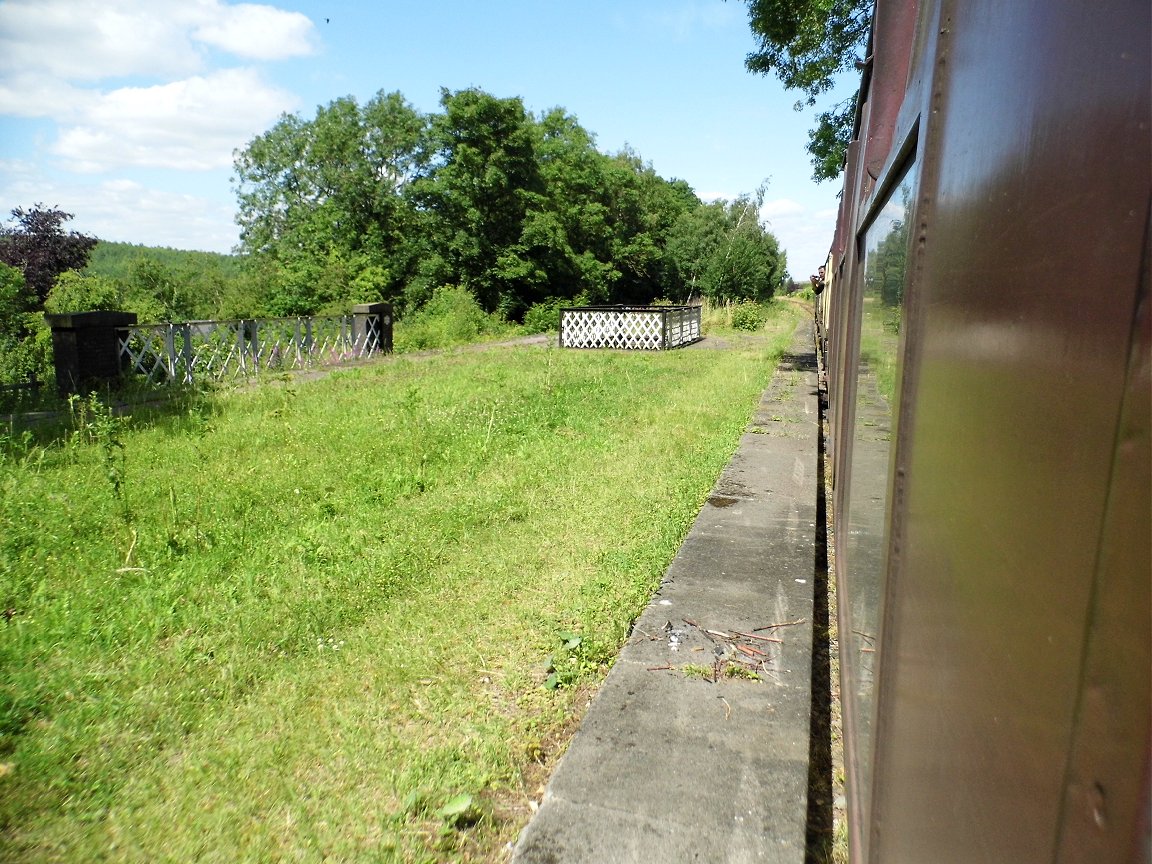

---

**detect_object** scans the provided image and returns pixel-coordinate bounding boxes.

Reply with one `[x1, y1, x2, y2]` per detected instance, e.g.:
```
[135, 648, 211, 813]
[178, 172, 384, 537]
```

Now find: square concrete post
[352, 303, 393, 355]
[44, 310, 138, 397]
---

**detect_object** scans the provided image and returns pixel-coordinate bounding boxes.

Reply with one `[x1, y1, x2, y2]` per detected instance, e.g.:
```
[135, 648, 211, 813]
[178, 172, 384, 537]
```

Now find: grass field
[1, 304, 801, 862]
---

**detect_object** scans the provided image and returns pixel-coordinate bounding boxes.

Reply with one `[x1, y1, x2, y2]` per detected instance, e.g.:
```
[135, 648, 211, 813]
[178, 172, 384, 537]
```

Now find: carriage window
[842, 160, 916, 832]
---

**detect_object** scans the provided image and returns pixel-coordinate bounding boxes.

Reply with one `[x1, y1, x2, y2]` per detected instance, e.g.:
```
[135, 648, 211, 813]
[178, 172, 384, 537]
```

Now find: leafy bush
[731, 301, 769, 332]
[0, 263, 53, 402]
[0, 323, 52, 410]
[522, 297, 566, 334]
[393, 285, 513, 352]
[44, 270, 121, 314]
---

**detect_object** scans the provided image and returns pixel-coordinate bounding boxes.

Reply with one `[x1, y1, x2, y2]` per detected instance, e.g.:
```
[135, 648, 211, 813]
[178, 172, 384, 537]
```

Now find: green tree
[598, 148, 699, 305]
[84, 241, 246, 320]
[44, 270, 121, 314]
[666, 203, 728, 301]
[735, 0, 872, 180]
[866, 216, 907, 315]
[234, 91, 426, 315]
[125, 257, 186, 321]
[0, 206, 100, 389]
[531, 109, 619, 302]
[666, 194, 786, 302]
[234, 87, 711, 322]
[713, 193, 786, 301]
[411, 96, 700, 315]
[0, 205, 99, 305]
[408, 88, 544, 316]
[0, 262, 30, 332]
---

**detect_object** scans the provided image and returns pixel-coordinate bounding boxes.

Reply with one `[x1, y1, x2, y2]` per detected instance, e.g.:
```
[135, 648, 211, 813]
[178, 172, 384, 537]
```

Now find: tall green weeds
[701, 296, 790, 333]
[66, 393, 130, 521]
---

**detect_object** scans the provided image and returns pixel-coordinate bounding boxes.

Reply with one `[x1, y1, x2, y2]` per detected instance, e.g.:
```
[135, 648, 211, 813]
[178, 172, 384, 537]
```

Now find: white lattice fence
[559, 306, 701, 350]
[663, 306, 701, 347]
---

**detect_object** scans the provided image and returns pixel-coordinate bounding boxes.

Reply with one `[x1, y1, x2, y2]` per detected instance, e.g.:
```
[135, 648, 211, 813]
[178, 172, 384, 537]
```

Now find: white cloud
[52, 68, 298, 172]
[81, 179, 240, 252]
[760, 198, 806, 219]
[192, 2, 317, 61]
[0, 0, 316, 81]
[0, 74, 90, 118]
[0, 0, 314, 250]
[0, 0, 312, 170]
[0, 0, 203, 83]
[0, 157, 37, 185]
[768, 202, 840, 274]
[1, 173, 240, 252]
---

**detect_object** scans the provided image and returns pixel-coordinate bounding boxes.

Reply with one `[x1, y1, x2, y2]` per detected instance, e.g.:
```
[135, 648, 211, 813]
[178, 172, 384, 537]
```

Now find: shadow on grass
[1, 382, 226, 453]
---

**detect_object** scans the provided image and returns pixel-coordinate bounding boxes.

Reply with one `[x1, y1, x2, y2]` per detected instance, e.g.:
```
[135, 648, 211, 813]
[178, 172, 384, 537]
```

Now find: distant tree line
[83, 241, 250, 321]
[233, 87, 787, 320]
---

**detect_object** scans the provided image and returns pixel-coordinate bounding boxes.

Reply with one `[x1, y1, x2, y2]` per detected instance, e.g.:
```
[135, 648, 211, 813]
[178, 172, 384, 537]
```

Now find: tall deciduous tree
[408, 88, 544, 315]
[526, 115, 701, 309]
[234, 86, 739, 319]
[735, 0, 872, 180]
[527, 108, 619, 304]
[234, 91, 426, 315]
[0, 206, 98, 306]
[666, 192, 786, 302]
[599, 148, 701, 305]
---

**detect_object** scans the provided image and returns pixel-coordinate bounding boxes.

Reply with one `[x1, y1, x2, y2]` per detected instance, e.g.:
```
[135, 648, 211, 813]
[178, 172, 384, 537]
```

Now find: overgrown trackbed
[0, 308, 805, 863]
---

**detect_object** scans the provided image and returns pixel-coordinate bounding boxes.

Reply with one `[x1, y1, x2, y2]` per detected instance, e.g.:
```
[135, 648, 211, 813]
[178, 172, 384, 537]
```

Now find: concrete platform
[512, 320, 821, 863]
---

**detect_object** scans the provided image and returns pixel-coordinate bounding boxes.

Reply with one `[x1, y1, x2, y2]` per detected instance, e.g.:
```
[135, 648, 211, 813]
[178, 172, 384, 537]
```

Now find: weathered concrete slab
[513, 322, 820, 864]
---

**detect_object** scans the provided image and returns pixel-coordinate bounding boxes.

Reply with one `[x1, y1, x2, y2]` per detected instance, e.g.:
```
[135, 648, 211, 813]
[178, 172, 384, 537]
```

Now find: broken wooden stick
[752, 617, 805, 631]
[731, 630, 783, 644]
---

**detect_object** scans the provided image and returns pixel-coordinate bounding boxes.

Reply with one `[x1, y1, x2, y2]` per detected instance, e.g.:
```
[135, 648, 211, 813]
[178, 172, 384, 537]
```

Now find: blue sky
[0, 0, 855, 276]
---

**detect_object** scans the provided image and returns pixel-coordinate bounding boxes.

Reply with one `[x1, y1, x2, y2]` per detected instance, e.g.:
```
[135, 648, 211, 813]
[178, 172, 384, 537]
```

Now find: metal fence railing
[117, 310, 389, 387]
[0, 374, 44, 413]
[558, 305, 702, 350]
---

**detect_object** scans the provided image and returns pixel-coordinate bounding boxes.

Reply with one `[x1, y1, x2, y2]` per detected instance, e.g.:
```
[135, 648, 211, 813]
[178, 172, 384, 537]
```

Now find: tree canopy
[735, 0, 872, 180]
[0, 206, 98, 305]
[233, 87, 786, 320]
[0, 262, 50, 387]
[234, 91, 427, 316]
[0, 207, 101, 387]
[666, 192, 785, 303]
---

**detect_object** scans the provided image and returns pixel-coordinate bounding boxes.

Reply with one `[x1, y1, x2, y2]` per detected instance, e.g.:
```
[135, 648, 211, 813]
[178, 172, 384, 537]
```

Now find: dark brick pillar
[44, 310, 138, 396]
[352, 303, 393, 354]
